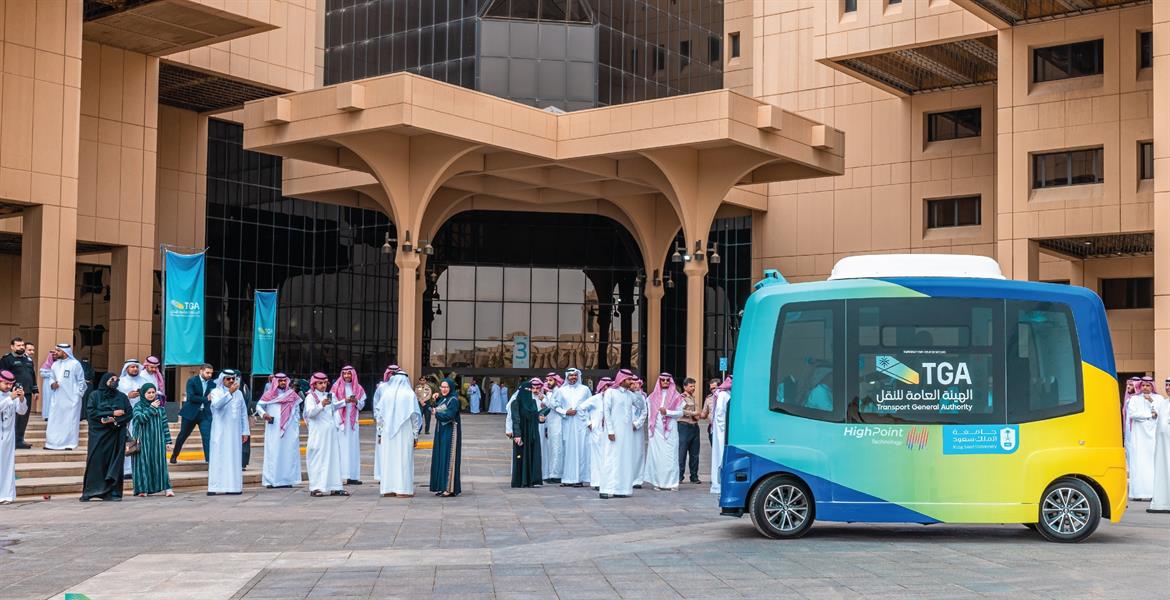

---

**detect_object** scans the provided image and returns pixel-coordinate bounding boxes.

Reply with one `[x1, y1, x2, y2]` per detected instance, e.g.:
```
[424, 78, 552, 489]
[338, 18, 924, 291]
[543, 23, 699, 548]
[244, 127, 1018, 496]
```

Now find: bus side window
[771, 301, 844, 422]
[1006, 301, 1084, 422]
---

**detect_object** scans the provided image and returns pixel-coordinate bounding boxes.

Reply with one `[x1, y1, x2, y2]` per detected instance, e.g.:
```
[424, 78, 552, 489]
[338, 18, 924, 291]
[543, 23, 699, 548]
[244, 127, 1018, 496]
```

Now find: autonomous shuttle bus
[718, 255, 1127, 543]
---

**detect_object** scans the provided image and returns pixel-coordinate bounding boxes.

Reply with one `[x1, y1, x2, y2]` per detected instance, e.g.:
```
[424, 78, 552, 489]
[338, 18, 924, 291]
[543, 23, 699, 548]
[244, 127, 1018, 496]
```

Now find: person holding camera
[79, 373, 132, 502]
[304, 372, 348, 497]
[0, 370, 29, 504]
[206, 369, 249, 496]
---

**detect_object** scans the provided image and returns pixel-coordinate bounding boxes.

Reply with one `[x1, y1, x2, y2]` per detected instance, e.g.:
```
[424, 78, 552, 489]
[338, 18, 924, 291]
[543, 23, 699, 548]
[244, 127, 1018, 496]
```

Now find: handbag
[125, 437, 141, 456]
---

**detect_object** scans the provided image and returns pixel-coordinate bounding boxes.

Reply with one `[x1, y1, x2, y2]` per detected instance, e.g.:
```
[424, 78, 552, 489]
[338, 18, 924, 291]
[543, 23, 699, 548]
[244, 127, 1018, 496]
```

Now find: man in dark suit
[0, 337, 39, 449]
[170, 364, 216, 463]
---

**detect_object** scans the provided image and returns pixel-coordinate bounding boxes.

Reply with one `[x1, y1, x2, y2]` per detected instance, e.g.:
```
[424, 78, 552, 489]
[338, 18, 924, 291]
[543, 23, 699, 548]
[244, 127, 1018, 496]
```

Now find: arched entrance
[422, 210, 644, 382]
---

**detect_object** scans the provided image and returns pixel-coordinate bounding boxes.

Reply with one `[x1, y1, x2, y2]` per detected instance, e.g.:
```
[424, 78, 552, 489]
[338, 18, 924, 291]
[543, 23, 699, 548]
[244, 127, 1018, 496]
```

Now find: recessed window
[926, 196, 981, 229]
[1100, 277, 1153, 309]
[1140, 31, 1153, 70]
[654, 46, 666, 71]
[1140, 141, 1154, 180]
[708, 36, 720, 63]
[1032, 148, 1104, 189]
[729, 32, 741, 59]
[927, 108, 981, 142]
[888, 0, 902, 4]
[680, 40, 690, 68]
[844, 0, 857, 13]
[1033, 39, 1104, 83]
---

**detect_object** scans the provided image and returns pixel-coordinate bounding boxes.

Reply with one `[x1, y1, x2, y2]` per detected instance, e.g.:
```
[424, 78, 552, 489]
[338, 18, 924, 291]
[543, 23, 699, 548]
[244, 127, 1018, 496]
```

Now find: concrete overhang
[83, 0, 275, 56]
[828, 34, 998, 98]
[953, 0, 1149, 29]
[241, 73, 843, 218]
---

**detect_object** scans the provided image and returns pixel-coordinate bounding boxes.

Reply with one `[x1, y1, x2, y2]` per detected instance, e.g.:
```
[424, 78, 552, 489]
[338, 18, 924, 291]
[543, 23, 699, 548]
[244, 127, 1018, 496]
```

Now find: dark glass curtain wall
[324, 0, 724, 108]
[205, 119, 398, 393]
[424, 211, 644, 380]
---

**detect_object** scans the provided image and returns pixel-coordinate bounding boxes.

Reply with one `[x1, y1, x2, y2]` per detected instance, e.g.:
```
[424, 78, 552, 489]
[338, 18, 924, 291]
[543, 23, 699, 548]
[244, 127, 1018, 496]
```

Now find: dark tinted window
[771, 301, 845, 422]
[1100, 277, 1153, 309]
[1140, 141, 1154, 180]
[926, 196, 981, 229]
[1032, 148, 1103, 188]
[850, 298, 1002, 425]
[927, 108, 981, 142]
[1005, 301, 1083, 422]
[1033, 39, 1104, 83]
[730, 32, 740, 58]
[844, 0, 857, 13]
[1140, 31, 1153, 70]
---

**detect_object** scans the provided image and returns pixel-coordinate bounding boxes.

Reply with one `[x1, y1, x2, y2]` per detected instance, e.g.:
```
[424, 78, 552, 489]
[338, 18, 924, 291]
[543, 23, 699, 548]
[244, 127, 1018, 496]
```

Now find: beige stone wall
[155, 105, 207, 255]
[995, 6, 1153, 280]
[749, 0, 995, 283]
[164, 0, 319, 93]
[815, 0, 993, 63]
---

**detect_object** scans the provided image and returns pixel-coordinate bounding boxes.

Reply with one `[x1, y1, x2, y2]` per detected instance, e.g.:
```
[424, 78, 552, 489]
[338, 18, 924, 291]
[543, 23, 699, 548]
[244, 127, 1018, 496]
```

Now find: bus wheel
[1036, 477, 1101, 543]
[749, 475, 814, 539]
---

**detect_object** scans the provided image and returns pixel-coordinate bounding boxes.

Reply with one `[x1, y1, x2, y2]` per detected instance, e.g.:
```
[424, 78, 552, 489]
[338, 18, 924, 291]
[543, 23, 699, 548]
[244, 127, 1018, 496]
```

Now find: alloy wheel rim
[763, 484, 808, 532]
[1041, 486, 1091, 535]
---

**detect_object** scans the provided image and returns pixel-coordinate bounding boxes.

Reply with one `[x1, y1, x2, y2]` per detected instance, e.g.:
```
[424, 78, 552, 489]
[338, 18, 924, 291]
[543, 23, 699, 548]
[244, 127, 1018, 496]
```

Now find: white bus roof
[828, 254, 1005, 281]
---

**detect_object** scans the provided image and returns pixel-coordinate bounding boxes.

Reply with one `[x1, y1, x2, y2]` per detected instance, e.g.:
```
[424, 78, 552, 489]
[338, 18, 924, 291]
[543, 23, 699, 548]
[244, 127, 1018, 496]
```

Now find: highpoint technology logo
[905, 426, 929, 450]
[876, 355, 919, 384]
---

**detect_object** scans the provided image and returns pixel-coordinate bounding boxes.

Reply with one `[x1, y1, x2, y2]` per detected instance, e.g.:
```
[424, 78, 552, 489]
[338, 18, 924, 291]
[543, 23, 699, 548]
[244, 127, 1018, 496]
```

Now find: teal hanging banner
[163, 249, 205, 366]
[251, 290, 277, 376]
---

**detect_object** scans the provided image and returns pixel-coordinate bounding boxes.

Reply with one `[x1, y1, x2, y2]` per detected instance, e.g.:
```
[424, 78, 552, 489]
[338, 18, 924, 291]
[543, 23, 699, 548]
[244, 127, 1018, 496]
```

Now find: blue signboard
[719, 356, 728, 372]
[163, 250, 205, 366]
[251, 290, 277, 376]
[942, 425, 1019, 455]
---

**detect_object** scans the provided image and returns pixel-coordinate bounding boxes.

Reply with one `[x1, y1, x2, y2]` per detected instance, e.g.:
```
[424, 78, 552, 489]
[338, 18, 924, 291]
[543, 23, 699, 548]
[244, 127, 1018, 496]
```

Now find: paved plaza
[0, 414, 1166, 600]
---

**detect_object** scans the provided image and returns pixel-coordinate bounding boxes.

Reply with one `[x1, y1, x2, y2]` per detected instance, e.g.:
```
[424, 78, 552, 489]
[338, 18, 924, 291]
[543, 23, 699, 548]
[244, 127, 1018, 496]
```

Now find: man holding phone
[0, 338, 38, 449]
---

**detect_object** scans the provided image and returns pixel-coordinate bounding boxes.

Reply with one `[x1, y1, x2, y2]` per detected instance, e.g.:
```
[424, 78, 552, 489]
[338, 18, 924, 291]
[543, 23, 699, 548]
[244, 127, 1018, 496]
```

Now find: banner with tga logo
[251, 290, 278, 376]
[163, 249, 205, 366]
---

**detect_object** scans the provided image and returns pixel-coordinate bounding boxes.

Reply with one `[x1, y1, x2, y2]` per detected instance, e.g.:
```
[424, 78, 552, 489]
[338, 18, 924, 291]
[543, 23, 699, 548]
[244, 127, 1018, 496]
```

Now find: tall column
[414, 254, 427, 374]
[396, 251, 421, 378]
[643, 284, 664, 378]
[21, 205, 78, 373]
[683, 261, 708, 384]
[108, 245, 154, 365]
[1154, 1, 1170, 381]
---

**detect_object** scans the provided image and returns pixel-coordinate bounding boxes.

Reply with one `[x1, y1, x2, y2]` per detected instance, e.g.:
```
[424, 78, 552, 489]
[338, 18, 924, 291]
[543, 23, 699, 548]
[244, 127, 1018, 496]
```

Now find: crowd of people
[0, 332, 735, 503]
[1123, 376, 1170, 512]
[499, 368, 732, 499]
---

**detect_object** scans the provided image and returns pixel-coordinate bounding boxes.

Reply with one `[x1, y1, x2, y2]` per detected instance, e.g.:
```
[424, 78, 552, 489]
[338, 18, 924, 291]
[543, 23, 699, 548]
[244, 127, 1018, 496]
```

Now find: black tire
[1035, 477, 1101, 543]
[748, 475, 815, 539]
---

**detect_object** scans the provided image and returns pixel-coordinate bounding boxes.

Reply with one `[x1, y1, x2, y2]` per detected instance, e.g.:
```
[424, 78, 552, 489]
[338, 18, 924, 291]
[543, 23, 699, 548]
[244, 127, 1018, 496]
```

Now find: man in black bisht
[509, 380, 544, 488]
[0, 337, 38, 449]
[80, 373, 132, 502]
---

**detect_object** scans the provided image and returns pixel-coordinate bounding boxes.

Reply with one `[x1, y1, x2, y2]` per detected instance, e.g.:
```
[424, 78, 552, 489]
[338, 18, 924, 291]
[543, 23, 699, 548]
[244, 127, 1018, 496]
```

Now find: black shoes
[15, 442, 31, 449]
[346, 479, 363, 485]
[599, 493, 611, 499]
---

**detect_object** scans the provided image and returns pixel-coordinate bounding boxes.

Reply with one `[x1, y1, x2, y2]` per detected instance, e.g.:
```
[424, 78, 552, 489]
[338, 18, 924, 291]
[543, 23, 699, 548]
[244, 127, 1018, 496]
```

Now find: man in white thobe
[710, 376, 732, 495]
[583, 377, 611, 490]
[372, 365, 399, 482]
[642, 373, 685, 491]
[541, 373, 565, 483]
[375, 372, 422, 497]
[0, 370, 29, 503]
[1127, 378, 1161, 500]
[1149, 382, 1170, 513]
[117, 359, 152, 475]
[42, 344, 87, 450]
[256, 373, 303, 488]
[630, 377, 648, 488]
[305, 372, 347, 496]
[488, 380, 508, 413]
[207, 370, 250, 495]
[599, 370, 645, 499]
[556, 368, 592, 487]
[468, 378, 482, 414]
[331, 366, 366, 485]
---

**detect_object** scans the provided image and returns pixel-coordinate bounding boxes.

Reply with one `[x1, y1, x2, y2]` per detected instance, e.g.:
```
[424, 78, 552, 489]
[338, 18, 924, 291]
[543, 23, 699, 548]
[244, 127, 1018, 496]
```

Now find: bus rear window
[851, 298, 1002, 425]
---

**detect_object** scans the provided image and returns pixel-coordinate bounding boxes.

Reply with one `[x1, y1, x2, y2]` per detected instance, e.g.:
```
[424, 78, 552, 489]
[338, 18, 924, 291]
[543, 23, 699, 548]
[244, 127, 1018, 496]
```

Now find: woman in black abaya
[510, 380, 543, 488]
[79, 372, 133, 502]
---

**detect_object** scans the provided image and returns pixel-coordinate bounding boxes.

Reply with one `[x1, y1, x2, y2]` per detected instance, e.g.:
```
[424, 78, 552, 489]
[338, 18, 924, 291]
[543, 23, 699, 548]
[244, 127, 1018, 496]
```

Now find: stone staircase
[14, 416, 302, 500]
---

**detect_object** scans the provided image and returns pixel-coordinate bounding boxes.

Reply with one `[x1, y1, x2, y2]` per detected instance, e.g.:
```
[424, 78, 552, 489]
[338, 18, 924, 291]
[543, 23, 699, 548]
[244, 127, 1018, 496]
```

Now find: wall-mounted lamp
[709, 241, 721, 264]
[671, 244, 685, 263]
[665, 273, 675, 289]
[402, 230, 413, 253]
[692, 240, 705, 262]
[419, 239, 434, 255]
[381, 230, 395, 254]
[433, 303, 443, 316]
[652, 269, 662, 287]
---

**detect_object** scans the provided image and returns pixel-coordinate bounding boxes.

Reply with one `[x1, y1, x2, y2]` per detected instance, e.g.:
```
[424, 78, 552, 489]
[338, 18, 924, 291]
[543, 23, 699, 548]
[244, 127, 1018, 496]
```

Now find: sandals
[330, 490, 350, 497]
[164, 490, 174, 497]
[310, 490, 325, 497]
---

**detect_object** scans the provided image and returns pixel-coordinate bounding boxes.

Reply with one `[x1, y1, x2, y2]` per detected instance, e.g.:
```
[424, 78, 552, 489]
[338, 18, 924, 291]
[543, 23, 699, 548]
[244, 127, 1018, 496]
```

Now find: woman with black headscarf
[80, 372, 133, 502]
[428, 378, 462, 497]
[509, 380, 543, 488]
